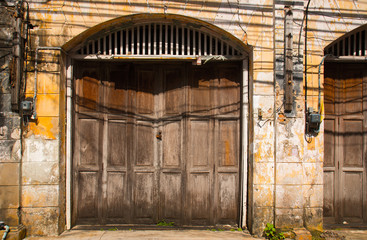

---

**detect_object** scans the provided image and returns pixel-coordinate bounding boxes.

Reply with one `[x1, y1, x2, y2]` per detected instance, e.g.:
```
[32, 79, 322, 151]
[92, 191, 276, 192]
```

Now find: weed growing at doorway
[207, 228, 225, 231]
[264, 223, 285, 240]
[230, 228, 243, 231]
[108, 227, 118, 231]
[157, 219, 175, 226]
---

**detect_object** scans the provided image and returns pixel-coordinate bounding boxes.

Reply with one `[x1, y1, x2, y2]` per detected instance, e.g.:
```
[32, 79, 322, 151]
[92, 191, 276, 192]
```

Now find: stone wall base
[0, 225, 26, 240]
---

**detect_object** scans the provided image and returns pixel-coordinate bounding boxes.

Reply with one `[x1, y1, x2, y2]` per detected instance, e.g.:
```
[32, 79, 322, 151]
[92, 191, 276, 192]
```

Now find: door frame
[63, 13, 252, 230]
[65, 57, 250, 229]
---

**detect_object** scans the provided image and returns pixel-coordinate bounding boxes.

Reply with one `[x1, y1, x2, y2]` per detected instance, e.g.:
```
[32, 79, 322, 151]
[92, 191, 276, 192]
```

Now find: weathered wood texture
[324, 62, 367, 224]
[73, 61, 241, 226]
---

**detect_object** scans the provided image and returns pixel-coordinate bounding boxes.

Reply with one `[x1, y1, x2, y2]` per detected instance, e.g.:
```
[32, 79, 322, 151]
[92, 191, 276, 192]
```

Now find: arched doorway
[66, 14, 250, 228]
[323, 24, 367, 226]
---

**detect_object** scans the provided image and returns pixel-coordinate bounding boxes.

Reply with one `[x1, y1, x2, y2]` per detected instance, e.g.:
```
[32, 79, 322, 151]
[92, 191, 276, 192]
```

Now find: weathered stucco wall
[1, 0, 366, 237]
[0, 4, 21, 227]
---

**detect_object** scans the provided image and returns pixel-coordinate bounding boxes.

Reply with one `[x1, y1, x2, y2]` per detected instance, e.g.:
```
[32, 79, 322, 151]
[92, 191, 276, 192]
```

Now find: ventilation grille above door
[73, 23, 245, 60]
[325, 24, 367, 57]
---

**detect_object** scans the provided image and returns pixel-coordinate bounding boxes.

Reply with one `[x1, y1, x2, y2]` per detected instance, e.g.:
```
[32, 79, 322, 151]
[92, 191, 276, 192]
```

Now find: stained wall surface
[0, 0, 366, 237]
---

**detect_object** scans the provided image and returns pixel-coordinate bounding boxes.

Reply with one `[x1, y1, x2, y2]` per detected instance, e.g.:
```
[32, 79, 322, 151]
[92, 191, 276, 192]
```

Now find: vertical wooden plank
[125, 28, 129, 55]
[137, 26, 140, 55]
[187, 27, 190, 55]
[170, 24, 174, 55]
[198, 31, 201, 56]
[165, 24, 168, 54]
[132, 27, 135, 55]
[148, 24, 151, 55]
[159, 24, 162, 55]
[209, 35, 212, 55]
[154, 24, 157, 55]
[182, 27, 185, 55]
[193, 30, 196, 55]
[143, 25, 146, 55]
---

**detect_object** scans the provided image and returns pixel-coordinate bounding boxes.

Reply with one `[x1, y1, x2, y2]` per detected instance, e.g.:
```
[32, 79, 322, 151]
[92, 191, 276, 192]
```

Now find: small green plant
[231, 228, 243, 231]
[108, 227, 118, 231]
[264, 223, 285, 240]
[157, 219, 175, 226]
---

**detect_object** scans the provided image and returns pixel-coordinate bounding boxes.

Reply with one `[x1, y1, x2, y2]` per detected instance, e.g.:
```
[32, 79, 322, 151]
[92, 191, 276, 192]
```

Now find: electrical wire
[257, 103, 284, 128]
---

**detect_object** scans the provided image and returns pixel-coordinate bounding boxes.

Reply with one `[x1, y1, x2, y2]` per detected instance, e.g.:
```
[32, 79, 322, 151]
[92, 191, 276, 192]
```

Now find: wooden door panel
[135, 122, 155, 167]
[160, 173, 182, 221]
[324, 119, 336, 168]
[78, 118, 100, 168]
[104, 66, 129, 113]
[133, 172, 156, 222]
[343, 119, 363, 167]
[342, 172, 363, 220]
[136, 69, 155, 115]
[189, 120, 211, 168]
[188, 173, 211, 224]
[163, 68, 185, 115]
[107, 120, 127, 168]
[217, 67, 240, 115]
[324, 71, 336, 115]
[78, 172, 99, 219]
[106, 172, 129, 220]
[217, 173, 237, 223]
[343, 72, 363, 114]
[190, 67, 212, 114]
[162, 121, 181, 168]
[323, 171, 335, 218]
[75, 64, 101, 113]
[218, 120, 239, 168]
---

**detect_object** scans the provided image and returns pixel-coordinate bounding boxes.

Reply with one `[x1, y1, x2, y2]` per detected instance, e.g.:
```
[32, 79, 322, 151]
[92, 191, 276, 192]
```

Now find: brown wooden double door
[324, 62, 367, 225]
[72, 61, 241, 226]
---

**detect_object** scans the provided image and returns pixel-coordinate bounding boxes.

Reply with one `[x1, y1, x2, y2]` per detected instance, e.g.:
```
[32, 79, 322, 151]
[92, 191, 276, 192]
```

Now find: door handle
[156, 131, 162, 140]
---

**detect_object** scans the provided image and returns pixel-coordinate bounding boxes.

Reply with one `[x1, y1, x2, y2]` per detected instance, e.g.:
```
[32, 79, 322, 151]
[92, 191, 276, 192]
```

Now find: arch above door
[64, 13, 250, 60]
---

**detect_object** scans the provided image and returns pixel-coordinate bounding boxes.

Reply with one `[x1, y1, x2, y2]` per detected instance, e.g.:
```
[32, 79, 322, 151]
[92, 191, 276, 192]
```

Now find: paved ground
[24, 229, 259, 240]
[328, 229, 367, 240]
[23, 229, 367, 240]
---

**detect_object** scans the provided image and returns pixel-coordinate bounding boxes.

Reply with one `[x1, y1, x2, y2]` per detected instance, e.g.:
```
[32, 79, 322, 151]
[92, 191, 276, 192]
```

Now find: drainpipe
[0, 222, 10, 240]
[33, 47, 66, 119]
